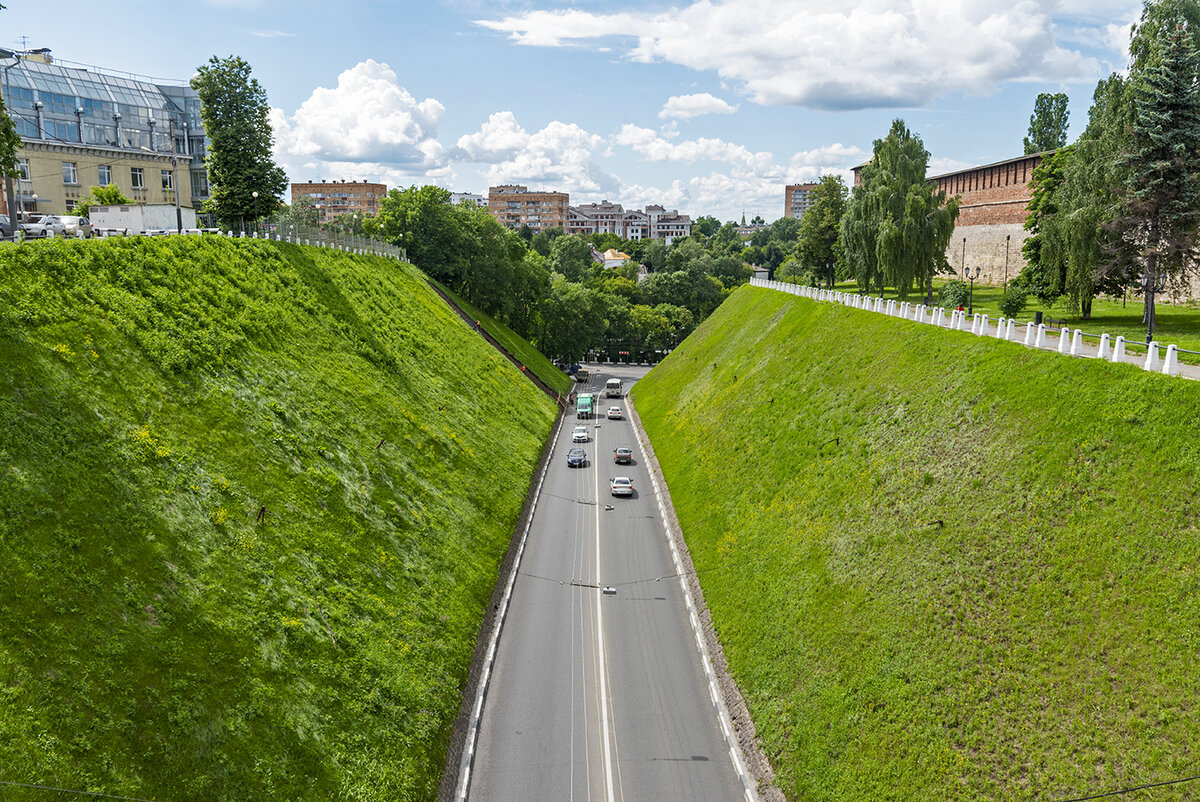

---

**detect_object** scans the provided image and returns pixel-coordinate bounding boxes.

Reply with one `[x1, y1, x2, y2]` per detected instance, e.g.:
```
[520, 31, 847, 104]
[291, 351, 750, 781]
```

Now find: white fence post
[1098, 333, 1111, 360]
[1070, 329, 1084, 356]
[1163, 344, 1180, 376]
[1035, 323, 1047, 348]
[1004, 319, 1016, 341]
[1113, 335, 1126, 363]
[1058, 327, 1071, 354]
[977, 314, 988, 336]
[1024, 322, 1035, 346]
[1144, 341, 1161, 371]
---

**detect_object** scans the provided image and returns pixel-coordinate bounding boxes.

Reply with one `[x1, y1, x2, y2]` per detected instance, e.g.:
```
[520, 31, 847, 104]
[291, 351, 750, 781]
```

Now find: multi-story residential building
[290, 179, 387, 224]
[568, 200, 691, 244]
[449, 191, 487, 208]
[0, 48, 208, 221]
[784, 182, 818, 220]
[487, 185, 569, 232]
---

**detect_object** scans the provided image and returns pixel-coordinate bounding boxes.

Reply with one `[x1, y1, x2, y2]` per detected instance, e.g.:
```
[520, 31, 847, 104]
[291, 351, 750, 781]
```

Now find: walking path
[750, 278, 1200, 381]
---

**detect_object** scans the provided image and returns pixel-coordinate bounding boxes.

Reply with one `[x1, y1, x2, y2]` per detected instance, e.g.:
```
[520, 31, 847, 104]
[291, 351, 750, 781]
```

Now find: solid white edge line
[630, 398, 760, 802]
[594, 423, 617, 802]
[455, 410, 568, 801]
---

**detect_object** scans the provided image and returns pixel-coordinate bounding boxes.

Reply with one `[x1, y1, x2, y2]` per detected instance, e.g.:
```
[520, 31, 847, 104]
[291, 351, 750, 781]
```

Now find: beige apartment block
[488, 185, 569, 232]
[784, 182, 817, 220]
[291, 179, 387, 224]
[10, 141, 192, 218]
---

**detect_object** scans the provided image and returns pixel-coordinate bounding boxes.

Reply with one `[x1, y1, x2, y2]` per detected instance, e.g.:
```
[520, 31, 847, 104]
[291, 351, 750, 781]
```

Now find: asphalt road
[467, 363, 750, 801]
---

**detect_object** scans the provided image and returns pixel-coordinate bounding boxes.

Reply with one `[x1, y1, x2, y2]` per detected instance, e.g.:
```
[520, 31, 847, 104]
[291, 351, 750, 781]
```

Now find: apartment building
[0, 48, 208, 220]
[487, 185, 570, 232]
[568, 200, 692, 244]
[290, 179, 387, 224]
[449, 191, 487, 208]
[784, 182, 817, 220]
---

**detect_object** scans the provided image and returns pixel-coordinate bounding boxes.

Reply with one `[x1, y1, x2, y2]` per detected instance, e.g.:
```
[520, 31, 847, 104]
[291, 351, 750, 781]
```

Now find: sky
[1, 0, 1146, 222]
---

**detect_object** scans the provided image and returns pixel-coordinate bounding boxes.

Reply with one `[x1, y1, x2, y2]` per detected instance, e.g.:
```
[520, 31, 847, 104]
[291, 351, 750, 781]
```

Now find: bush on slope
[634, 286, 1200, 800]
[0, 237, 556, 800]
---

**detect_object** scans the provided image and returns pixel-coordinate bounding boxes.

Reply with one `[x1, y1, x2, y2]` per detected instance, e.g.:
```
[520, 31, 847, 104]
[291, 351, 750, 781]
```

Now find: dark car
[0, 214, 12, 238]
[566, 447, 587, 468]
[613, 446, 633, 465]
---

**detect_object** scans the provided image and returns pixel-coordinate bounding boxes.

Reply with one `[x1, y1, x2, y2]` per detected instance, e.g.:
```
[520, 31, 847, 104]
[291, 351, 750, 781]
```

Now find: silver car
[22, 214, 66, 237]
[60, 215, 93, 238]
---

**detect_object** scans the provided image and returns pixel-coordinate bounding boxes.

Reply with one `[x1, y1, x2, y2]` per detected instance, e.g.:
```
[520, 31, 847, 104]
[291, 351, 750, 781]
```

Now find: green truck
[576, 393, 594, 419]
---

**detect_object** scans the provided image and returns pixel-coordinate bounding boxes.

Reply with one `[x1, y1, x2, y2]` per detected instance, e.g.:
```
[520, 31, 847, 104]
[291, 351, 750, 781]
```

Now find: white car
[606, 407, 623, 420]
[572, 425, 590, 443]
[610, 476, 634, 497]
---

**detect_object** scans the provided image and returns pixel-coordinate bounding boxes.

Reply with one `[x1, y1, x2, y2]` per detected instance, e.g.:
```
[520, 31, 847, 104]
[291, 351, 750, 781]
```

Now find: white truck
[605, 378, 623, 397]
[90, 203, 199, 236]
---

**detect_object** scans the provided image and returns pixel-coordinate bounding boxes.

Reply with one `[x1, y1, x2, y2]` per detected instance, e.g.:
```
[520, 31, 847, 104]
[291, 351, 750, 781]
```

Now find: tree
[277, 194, 319, 227]
[691, 215, 720, 237]
[841, 119, 959, 300]
[641, 238, 668, 272]
[1110, 18, 1200, 332]
[191, 56, 288, 228]
[0, 75, 20, 222]
[794, 174, 848, 288]
[70, 184, 132, 217]
[375, 184, 472, 284]
[548, 235, 596, 282]
[1023, 92, 1071, 154]
[768, 215, 802, 246]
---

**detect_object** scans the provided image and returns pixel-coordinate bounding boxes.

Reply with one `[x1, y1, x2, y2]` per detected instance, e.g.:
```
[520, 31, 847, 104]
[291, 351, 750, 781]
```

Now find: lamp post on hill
[965, 266, 981, 316]
[251, 191, 259, 235]
[1141, 270, 1167, 344]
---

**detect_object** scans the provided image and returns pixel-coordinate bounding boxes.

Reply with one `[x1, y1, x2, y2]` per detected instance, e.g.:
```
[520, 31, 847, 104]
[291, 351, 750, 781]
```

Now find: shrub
[998, 286, 1029, 317]
[938, 279, 969, 309]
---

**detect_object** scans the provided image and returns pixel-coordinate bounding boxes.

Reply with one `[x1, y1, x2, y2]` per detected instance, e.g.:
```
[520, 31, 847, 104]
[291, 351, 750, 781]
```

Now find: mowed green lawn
[0, 237, 556, 800]
[635, 285, 1200, 800]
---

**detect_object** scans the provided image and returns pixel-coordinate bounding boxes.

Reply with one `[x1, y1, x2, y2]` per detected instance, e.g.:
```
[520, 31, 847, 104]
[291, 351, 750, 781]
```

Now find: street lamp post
[251, 191, 259, 235]
[1004, 234, 1011, 290]
[965, 266, 981, 316]
[1141, 270, 1167, 344]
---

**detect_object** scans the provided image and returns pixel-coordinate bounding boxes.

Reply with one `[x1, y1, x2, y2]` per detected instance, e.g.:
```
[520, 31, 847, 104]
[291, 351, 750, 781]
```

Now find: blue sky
[2, 0, 1143, 222]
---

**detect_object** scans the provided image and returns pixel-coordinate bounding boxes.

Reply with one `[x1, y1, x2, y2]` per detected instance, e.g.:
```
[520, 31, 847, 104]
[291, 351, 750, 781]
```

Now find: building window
[62, 162, 78, 185]
[131, 167, 144, 190]
[98, 165, 112, 186]
[161, 170, 173, 191]
[52, 121, 80, 142]
[17, 158, 29, 180]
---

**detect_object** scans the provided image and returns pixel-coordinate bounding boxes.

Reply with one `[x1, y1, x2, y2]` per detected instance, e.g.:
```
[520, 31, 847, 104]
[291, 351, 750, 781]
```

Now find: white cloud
[273, 60, 446, 168]
[454, 113, 618, 194]
[477, 1, 1102, 110]
[250, 30, 296, 39]
[659, 93, 738, 119]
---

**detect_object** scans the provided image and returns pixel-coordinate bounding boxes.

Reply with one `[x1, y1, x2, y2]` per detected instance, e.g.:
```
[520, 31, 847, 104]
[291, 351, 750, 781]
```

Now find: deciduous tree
[1023, 92, 1071, 154]
[795, 174, 848, 288]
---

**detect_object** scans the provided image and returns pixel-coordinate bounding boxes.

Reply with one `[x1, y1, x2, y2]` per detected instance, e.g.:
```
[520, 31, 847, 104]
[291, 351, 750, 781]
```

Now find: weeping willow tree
[841, 119, 959, 301]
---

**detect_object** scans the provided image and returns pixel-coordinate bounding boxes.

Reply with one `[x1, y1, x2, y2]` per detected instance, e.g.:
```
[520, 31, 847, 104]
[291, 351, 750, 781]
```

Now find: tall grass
[0, 237, 556, 800]
[635, 285, 1200, 800]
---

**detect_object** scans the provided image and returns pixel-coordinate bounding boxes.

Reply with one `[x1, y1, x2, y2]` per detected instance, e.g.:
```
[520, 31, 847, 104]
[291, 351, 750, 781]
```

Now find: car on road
[610, 476, 634, 497]
[22, 214, 68, 237]
[0, 214, 13, 238]
[59, 215, 93, 237]
[606, 406, 623, 420]
[566, 447, 587, 468]
[613, 446, 633, 464]
[572, 425, 589, 443]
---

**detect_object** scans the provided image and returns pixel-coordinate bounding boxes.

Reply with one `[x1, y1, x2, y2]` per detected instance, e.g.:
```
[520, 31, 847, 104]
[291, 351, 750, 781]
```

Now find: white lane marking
[629, 395, 760, 802]
[456, 411, 568, 801]
[594, 417, 617, 802]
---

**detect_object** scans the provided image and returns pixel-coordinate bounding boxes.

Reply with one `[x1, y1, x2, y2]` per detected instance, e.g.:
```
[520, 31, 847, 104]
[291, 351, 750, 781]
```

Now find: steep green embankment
[636, 286, 1200, 800]
[0, 237, 556, 800]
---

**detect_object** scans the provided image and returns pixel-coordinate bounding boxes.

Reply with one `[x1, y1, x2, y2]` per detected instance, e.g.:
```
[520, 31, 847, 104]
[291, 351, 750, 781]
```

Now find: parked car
[566, 447, 588, 468]
[22, 214, 66, 237]
[572, 425, 590, 443]
[610, 476, 634, 497]
[59, 215, 93, 237]
[0, 214, 12, 238]
[606, 406, 623, 420]
[613, 446, 633, 464]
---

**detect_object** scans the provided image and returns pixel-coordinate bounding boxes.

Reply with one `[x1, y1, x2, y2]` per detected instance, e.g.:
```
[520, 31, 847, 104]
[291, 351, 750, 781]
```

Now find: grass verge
[635, 284, 1200, 800]
[0, 236, 556, 800]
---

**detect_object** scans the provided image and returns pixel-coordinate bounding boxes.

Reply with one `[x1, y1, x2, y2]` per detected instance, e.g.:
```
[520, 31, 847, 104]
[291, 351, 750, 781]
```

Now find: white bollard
[1024, 322, 1035, 346]
[1035, 323, 1047, 348]
[990, 316, 1003, 337]
[977, 314, 989, 336]
[969, 314, 979, 335]
[1070, 329, 1084, 356]
[1098, 333, 1111, 360]
[1144, 341, 1160, 371]
[1163, 344, 1180, 376]
[1113, 335, 1126, 363]
[1058, 327, 1071, 354]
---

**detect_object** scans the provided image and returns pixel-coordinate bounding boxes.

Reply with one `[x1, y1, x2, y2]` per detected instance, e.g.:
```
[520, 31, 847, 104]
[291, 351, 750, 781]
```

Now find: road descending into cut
[466, 363, 751, 801]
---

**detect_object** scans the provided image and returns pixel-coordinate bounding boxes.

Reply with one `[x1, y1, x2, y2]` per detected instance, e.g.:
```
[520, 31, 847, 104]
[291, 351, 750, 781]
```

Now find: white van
[605, 378, 623, 398]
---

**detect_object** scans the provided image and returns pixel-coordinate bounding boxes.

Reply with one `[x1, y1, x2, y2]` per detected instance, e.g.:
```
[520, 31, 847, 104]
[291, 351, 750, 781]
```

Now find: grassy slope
[635, 286, 1200, 800]
[427, 279, 573, 397]
[0, 237, 556, 800]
